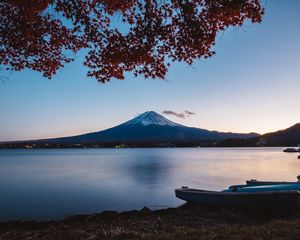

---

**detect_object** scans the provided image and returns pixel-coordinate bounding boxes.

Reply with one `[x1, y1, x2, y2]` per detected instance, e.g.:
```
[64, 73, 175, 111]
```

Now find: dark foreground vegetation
[1, 203, 300, 240]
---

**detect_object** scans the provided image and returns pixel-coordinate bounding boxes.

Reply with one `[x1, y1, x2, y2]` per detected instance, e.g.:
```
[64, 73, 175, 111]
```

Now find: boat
[283, 148, 300, 153]
[245, 177, 300, 186]
[175, 187, 299, 215]
[245, 179, 298, 186]
[233, 183, 300, 192]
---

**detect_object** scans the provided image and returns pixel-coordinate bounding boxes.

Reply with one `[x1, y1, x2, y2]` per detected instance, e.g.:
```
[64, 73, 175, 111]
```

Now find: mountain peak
[122, 111, 182, 127]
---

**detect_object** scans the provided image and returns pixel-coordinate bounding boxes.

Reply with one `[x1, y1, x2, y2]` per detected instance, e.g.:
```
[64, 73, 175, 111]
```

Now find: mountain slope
[32, 111, 259, 145]
[122, 111, 182, 127]
[258, 123, 300, 146]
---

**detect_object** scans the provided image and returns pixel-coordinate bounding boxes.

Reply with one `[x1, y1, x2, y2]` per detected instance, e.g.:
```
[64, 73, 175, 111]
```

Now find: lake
[0, 147, 299, 220]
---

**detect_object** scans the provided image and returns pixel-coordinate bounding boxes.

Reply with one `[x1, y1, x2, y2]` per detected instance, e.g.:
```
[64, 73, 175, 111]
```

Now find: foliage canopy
[1, 0, 264, 82]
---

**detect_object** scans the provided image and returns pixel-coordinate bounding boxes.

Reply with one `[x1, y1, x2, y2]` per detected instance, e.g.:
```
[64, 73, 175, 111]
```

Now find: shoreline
[1, 204, 300, 240]
[0, 146, 290, 149]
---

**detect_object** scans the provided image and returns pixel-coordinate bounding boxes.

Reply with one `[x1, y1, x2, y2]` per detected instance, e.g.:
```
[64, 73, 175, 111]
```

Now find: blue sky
[1, 1, 300, 141]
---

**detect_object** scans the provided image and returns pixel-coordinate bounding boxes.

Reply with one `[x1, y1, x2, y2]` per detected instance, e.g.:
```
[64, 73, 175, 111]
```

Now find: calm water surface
[0, 147, 299, 220]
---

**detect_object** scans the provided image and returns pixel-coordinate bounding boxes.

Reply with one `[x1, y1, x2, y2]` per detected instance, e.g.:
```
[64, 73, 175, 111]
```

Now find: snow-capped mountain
[122, 111, 181, 127]
[20, 111, 259, 145]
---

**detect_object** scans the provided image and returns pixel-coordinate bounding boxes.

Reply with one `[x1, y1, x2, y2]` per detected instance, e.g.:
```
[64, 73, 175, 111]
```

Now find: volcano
[25, 111, 259, 146]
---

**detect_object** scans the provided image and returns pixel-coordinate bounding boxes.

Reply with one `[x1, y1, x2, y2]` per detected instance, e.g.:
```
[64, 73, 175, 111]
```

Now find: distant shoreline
[0, 143, 295, 149]
[0, 145, 292, 149]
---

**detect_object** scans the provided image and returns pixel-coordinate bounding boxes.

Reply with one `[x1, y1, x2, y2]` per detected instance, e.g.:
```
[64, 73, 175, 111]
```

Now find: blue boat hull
[175, 188, 300, 215]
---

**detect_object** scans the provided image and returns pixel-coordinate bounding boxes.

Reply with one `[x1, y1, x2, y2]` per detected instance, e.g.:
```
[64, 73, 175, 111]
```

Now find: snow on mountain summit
[122, 111, 182, 127]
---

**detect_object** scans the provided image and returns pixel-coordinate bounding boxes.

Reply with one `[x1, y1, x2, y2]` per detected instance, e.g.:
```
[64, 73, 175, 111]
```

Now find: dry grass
[1, 204, 300, 240]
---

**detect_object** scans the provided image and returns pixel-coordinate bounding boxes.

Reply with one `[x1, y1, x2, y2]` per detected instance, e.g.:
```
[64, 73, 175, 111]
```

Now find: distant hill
[1, 111, 259, 148]
[218, 123, 300, 147]
[258, 123, 300, 146]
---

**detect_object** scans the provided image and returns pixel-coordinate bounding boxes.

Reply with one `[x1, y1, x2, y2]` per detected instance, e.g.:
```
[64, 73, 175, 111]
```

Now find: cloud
[184, 110, 196, 116]
[162, 110, 185, 118]
[162, 110, 196, 119]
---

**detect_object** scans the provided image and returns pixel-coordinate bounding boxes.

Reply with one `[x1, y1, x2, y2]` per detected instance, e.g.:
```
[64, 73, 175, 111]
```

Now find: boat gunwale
[246, 180, 300, 185]
[175, 188, 300, 196]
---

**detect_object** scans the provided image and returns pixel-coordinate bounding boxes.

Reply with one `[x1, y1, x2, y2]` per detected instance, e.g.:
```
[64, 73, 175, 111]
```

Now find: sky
[0, 1, 300, 142]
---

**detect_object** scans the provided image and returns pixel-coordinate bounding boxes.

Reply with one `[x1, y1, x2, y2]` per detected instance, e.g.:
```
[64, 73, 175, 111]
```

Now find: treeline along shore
[0, 139, 299, 149]
[0, 141, 224, 149]
[1, 203, 300, 240]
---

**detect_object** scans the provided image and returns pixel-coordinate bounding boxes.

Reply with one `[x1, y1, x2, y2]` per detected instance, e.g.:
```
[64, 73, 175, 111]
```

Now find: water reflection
[126, 153, 170, 187]
[0, 148, 299, 220]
